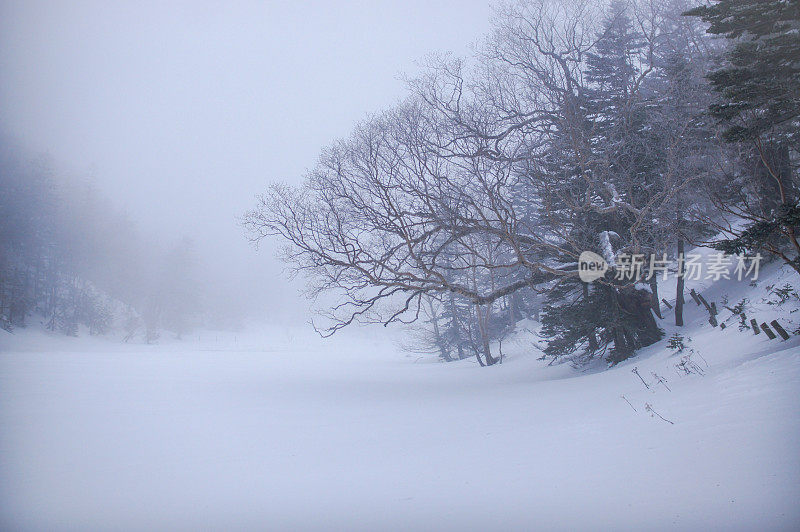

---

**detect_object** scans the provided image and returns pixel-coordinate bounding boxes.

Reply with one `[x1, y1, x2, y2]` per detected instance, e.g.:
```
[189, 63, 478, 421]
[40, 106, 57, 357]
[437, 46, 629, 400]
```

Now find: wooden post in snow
[689, 289, 702, 306]
[760, 322, 777, 340]
[695, 292, 718, 327]
[770, 320, 790, 340]
[751, 319, 760, 334]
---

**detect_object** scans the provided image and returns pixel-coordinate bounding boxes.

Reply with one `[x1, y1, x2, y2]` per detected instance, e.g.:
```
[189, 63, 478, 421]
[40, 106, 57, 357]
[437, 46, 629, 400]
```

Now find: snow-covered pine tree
[685, 0, 800, 274]
[539, 0, 664, 364]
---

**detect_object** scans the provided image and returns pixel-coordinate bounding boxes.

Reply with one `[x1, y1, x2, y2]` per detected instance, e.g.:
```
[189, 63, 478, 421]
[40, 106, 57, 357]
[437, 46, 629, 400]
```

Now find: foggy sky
[0, 0, 491, 321]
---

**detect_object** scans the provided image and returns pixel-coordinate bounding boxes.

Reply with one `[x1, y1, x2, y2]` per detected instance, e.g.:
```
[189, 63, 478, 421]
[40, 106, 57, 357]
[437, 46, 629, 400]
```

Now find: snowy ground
[2, 268, 800, 530]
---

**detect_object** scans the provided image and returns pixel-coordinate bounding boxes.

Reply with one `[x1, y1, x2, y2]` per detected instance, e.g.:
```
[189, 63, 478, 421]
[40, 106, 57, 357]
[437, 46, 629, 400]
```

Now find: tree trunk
[753, 142, 794, 213]
[612, 326, 630, 362]
[675, 238, 685, 327]
[608, 286, 663, 365]
[476, 304, 498, 366]
[649, 275, 662, 319]
[583, 282, 599, 352]
[447, 290, 467, 359]
[428, 299, 453, 362]
[507, 293, 517, 332]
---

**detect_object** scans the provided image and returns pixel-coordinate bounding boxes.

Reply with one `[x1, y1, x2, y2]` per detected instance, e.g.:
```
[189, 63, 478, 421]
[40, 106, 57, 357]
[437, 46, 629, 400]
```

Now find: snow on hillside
[1, 263, 799, 531]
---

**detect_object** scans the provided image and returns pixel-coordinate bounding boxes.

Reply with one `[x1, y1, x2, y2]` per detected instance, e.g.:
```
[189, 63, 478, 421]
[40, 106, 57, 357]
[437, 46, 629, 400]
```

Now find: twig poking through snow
[675, 350, 706, 376]
[651, 372, 671, 392]
[621, 395, 637, 412]
[645, 403, 674, 424]
[632, 367, 650, 389]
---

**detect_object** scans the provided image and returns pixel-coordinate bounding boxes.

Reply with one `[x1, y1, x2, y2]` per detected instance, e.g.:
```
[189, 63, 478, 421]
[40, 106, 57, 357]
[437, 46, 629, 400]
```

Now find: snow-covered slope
[1, 264, 799, 531]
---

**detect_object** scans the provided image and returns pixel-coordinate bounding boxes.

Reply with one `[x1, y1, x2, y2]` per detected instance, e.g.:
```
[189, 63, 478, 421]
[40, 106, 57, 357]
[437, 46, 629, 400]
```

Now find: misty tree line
[0, 140, 202, 341]
[246, 0, 799, 365]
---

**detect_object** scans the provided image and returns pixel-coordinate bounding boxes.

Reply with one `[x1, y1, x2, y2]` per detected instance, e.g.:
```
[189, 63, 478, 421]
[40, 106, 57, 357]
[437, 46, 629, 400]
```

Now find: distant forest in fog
[0, 137, 243, 340]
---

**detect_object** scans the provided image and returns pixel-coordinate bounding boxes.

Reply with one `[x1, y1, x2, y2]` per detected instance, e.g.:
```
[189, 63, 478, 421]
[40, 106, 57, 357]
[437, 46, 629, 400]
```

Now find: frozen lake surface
[2, 322, 799, 531]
